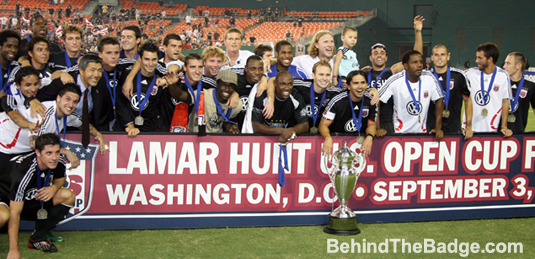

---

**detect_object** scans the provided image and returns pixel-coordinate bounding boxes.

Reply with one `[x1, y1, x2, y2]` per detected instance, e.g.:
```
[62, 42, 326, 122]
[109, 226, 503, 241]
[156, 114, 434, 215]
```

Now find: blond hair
[308, 30, 333, 58]
[202, 46, 225, 62]
[312, 59, 332, 73]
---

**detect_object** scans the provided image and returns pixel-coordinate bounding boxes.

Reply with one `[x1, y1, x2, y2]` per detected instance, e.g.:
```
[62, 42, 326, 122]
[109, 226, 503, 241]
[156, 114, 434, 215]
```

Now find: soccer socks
[31, 203, 71, 239]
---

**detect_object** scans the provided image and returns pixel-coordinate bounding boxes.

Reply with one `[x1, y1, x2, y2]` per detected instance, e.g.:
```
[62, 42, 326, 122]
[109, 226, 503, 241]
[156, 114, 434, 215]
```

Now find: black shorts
[19, 199, 54, 221]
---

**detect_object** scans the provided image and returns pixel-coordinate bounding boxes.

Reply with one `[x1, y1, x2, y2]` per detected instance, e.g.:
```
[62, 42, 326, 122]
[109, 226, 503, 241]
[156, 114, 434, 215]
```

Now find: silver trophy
[324, 142, 366, 235]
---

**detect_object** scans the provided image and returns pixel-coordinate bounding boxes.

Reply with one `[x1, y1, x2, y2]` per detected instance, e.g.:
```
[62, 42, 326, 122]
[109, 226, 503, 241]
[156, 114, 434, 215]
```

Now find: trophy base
[323, 215, 360, 236]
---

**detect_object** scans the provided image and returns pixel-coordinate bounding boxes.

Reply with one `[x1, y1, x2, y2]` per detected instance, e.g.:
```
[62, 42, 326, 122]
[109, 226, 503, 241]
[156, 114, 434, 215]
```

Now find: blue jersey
[268, 64, 307, 80]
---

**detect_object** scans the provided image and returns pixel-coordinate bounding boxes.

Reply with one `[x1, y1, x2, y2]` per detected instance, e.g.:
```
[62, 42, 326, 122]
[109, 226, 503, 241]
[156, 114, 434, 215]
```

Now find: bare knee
[53, 188, 75, 206]
[0, 204, 9, 227]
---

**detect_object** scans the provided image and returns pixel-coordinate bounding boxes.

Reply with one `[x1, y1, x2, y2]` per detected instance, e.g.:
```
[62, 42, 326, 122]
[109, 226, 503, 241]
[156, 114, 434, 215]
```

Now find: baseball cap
[370, 43, 387, 53]
[216, 70, 238, 86]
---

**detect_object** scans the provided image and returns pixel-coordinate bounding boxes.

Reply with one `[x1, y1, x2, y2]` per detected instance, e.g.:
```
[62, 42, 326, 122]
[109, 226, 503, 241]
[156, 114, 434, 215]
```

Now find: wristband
[366, 133, 375, 140]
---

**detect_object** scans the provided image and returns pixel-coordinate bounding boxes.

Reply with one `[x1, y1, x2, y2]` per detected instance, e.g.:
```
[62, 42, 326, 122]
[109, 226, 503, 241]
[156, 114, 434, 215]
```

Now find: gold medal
[357, 136, 365, 144]
[508, 113, 516, 123]
[134, 115, 144, 126]
[309, 126, 318, 134]
[37, 207, 48, 220]
[418, 114, 421, 123]
[482, 108, 488, 117]
[443, 109, 450, 118]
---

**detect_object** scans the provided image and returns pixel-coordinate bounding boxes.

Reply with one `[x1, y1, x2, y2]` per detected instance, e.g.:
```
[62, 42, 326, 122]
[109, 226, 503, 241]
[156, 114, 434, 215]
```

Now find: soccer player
[267, 40, 306, 80]
[465, 42, 512, 136]
[17, 15, 62, 58]
[291, 30, 334, 79]
[120, 25, 142, 59]
[202, 46, 225, 79]
[2, 134, 75, 255]
[252, 71, 309, 143]
[49, 25, 83, 72]
[320, 70, 376, 156]
[502, 52, 535, 133]
[0, 30, 20, 98]
[221, 28, 255, 75]
[379, 50, 445, 140]
[428, 44, 473, 139]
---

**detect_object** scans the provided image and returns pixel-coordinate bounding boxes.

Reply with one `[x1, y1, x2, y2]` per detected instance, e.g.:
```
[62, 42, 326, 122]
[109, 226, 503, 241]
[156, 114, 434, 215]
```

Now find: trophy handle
[353, 154, 367, 177]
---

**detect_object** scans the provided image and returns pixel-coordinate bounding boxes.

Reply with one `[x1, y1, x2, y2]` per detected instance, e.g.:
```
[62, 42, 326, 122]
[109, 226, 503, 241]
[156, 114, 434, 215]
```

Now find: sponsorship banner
[46, 133, 535, 230]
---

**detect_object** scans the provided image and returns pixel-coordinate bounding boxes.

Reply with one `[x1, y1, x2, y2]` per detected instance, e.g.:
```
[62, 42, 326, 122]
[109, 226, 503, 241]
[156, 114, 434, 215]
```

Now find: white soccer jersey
[220, 50, 255, 75]
[291, 54, 334, 80]
[27, 101, 82, 138]
[465, 67, 511, 132]
[379, 70, 443, 133]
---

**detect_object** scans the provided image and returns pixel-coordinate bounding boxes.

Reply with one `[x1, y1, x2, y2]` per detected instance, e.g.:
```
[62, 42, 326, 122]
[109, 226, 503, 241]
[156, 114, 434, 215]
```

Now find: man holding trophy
[319, 70, 376, 235]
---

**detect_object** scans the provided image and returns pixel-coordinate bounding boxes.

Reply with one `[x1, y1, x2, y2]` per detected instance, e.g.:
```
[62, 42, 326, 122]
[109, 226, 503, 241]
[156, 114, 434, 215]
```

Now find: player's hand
[59, 72, 75, 84]
[165, 73, 179, 85]
[30, 99, 46, 119]
[501, 127, 513, 137]
[264, 59, 271, 73]
[123, 78, 134, 98]
[414, 15, 425, 32]
[367, 88, 380, 105]
[263, 99, 274, 119]
[156, 77, 168, 88]
[257, 81, 267, 96]
[126, 125, 140, 137]
[322, 137, 333, 156]
[167, 64, 180, 75]
[35, 186, 58, 202]
[95, 133, 107, 155]
[376, 128, 387, 138]
[462, 127, 473, 140]
[227, 124, 240, 134]
[7, 250, 21, 259]
[29, 119, 44, 133]
[226, 93, 240, 109]
[360, 66, 372, 72]
[430, 128, 444, 141]
[361, 136, 373, 157]
[279, 129, 296, 143]
[63, 149, 80, 169]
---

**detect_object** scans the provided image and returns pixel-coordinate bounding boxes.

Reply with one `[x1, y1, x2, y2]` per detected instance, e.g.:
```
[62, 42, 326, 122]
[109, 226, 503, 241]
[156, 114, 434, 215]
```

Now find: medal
[134, 115, 144, 125]
[309, 126, 318, 134]
[479, 67, 497, 117]
[37, 207, 48, 220]
[443, 109, 450, 118]
[508, 113, 516, 123]
[418, 114, 421, 123]
[482, 108, 488, 116]
[357, 136, 365, 144]
[405, 72, 422, 122]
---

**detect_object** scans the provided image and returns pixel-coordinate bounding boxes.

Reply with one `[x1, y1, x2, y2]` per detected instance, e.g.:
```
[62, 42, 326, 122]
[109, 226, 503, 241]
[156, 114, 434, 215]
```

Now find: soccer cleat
[28, 237, 58, 253]
[44, 231, 64, 242]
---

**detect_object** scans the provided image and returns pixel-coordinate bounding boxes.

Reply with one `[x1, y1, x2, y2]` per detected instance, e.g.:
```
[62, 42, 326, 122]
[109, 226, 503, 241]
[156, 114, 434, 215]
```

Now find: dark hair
[163, 33, 182, 46]
[346, 70, 368, 84]
[35, 133, 61, 152]
[14, 66, 40, 85]
[79, 53, 102, 71]
[275, 70, 292, 82]
[138, 42, 159, 58]
[509, 52, 527, 70]
[185, 53, 203, 66]
[402, 50, 421, 65]
[246, 55, 263, 66]
[275, 40, 292, 53]
[122, 25, 142, 39]
[477, 42, 500, 64]
[97, 36, 120, 53]
[0, 30, 21, 47]
[253, 44, 273, 57]
[61, 25, 83, 40]
[26, 36, 50, 53]
[58, 83, 82, 98]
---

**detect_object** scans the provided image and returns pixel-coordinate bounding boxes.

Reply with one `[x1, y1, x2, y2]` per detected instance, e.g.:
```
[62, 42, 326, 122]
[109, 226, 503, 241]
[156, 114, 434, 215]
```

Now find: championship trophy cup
[324, 142, 366, 235]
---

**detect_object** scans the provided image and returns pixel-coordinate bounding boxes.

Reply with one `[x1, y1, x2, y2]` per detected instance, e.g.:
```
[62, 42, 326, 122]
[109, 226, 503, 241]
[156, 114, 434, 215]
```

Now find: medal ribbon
[212, 88, 235, 124]
[1, 64, 12, 91]
[36, 166, 52, 207]
[433, 67, 451, 109]
[54, 110, 67, 147]
[480, 67, 497, 106]
[347, 91, 364, 134]
[185, 78, 202, 115]
[310, 83, 327, 126]
[136, 71, 157, 116]
[278, 144, 288, 187]
[103, 68, 117, 106]
[368, 68, 387, 89]
[64, 51, 81, 67]
[510, 75, 524, 113]
[405, 72, 422, 113]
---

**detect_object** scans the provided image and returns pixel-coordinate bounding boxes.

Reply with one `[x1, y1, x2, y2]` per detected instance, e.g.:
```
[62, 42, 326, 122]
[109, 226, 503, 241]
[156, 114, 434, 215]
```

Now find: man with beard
[502, 52, 535, 133]
[267, 40, 306, 80]
[292, 59, 342, 131]
[379, 50, 444, 140]
[320, 70, 376, 156]
[17, 15, 61, 59]
[0, 30, 20, 98]
[167, 69, 243, 134]
[291, 30, 334, 79]
[465, 42, 512, 136]
[49, 25, 83, 72]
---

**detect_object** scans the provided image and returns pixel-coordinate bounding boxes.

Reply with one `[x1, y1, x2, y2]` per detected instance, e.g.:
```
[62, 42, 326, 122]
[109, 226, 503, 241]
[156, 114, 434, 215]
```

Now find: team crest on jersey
[424, 91, 429, 98]
[59, 140, 99, 225]
[449, 81, 454, 90]
[170, 125, 187, 132]
[520, 89, 528, 98]
[362, 108, 369, 117]
[493, 85, 499, 92]
[151, 85, 158, 95]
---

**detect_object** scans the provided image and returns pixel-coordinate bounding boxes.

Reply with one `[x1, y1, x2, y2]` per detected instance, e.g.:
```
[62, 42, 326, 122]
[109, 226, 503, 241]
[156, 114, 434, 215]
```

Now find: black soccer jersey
[293, 81, 342, 128]
[0, 152, 66, 202]
[252, 89, 308, 128]
[367, 68, 394, 133]
[48, 51, 80, 72]
[508, 76, 535, 133]
[427, 67, 471, 133]
[322, 92, 377, 133]
[235, 74, 257, 130]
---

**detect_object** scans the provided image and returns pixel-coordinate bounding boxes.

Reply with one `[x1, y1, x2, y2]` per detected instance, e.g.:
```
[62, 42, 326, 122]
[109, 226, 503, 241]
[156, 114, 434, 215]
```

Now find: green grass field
[1, 217, 534, 258]
[526, 108, 535, 132]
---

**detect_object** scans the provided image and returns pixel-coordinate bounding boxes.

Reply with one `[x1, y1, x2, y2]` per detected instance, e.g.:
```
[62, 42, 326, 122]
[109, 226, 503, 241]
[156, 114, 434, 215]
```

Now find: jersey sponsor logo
[406, 101, 422, 116]
[520, 89, 528, 98]
[424, 91, 429, 98]
[129, 94, 148, 111]
[344, 119, 358, 132]
[240, 96, 249, 111]
[493, 85, 499, 92]
[474, 90, 491, 106]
